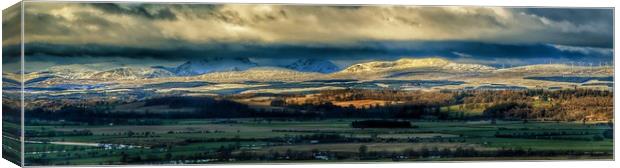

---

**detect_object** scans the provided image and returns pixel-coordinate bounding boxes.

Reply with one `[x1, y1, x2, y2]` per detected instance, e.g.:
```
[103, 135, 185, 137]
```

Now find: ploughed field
[23, 119, 612, 165]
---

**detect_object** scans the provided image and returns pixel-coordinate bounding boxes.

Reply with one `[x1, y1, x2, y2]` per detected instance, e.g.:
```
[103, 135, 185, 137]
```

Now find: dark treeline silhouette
[26, 96, 324, 124]
[104, 145, 609, 164]
[483, 102, 530, 123]
[26, 96, 255, 124]
[2, 102, 21, 123]
[283, 101, 444, 119]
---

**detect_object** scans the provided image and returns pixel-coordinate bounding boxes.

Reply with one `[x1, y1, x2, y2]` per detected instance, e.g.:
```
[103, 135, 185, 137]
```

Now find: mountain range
[154, 57, 341, 76]
[285, 59, 340, 74]
[340, 58, 496, 73]
[6, 57, 614, 85]
[168, 57, 259, 76]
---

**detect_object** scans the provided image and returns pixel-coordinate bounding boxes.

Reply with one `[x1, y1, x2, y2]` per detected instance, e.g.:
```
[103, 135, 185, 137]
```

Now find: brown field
[284, 94, 319, 104]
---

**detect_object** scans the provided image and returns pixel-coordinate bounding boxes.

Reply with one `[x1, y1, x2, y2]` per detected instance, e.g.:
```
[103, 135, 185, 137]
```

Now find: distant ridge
[90, 67, 176, 80]
[340, 57, 496, 73]
[173, 57, 258, 76]
[284, 58, 340, 74]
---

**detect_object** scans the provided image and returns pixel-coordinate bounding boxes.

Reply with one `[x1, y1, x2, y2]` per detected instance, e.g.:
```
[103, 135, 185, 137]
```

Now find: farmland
[14, 81, 616, 165]
[23, 118, 612, 165]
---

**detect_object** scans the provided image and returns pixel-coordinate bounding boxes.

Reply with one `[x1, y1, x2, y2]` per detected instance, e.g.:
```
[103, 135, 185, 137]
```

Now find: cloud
[2, 3, 21, 53]
[88, 3, 178, 20]
[7, 3, 611, 48]
[547, 44, 613, 56]
[4, 3, 612, 72]
[451, 52, 473, 58]
[519, 8, 612, 27]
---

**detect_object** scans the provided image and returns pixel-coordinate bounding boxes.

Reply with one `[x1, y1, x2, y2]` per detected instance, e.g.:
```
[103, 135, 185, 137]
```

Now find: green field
[22, 119, 613, 165]
[2, 119, 22, 166]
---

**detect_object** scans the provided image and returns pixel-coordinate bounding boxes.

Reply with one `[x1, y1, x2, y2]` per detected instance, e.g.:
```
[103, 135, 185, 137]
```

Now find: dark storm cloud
[6, 3, 613, 71]
[16, 41, 612, 66]
[88, 3, 178, 20]
[25, 13, 72, 36]
[2, 5, 20, 41]
[24, 12, 121, 36]
[360, 41, 612, 64]
[520, 8, 613, 25]
[2, 3, 22, 63]
[17, 42, 387, 61]
[514, 8, 613, 48]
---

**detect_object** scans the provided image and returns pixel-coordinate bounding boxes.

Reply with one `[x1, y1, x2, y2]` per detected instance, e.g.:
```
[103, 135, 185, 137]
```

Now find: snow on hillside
[502, 64, 572, 71]
[341, 57, 496, 73]
[284, 59, 340, 74]
[443, 63, 496, 71]
[47, 65, 98, 80]
[193, 67, 325, 82]
[173, 57, 258, 76]
[499, 64, 613, 75]
[90, 67, 176, 80]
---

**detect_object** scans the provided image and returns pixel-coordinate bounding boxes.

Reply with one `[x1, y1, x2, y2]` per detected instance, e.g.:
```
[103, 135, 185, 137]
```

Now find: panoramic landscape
[1, 3, 614, 166]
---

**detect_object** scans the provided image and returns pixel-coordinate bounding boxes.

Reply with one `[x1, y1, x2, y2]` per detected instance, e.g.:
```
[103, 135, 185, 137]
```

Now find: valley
[2, 57, 614, 165]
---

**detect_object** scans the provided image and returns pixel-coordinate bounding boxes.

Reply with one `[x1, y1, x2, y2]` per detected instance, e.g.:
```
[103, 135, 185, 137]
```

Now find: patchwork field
[23, 119, 613, 165]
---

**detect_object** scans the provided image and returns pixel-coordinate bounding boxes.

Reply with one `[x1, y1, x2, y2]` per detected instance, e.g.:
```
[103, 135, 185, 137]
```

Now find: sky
[1, 3, 614, 72]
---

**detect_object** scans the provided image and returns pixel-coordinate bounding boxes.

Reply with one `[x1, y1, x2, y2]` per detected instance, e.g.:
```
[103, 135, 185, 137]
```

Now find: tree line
[24, 88, 613, 124]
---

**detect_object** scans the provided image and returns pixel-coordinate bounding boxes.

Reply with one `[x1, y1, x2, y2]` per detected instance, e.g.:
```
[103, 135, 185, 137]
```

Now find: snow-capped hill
[2, 72, 21, 87]
[341, 57, 494, 73]
[45, 63, 130, 80]
[499, 64, 612, 75]
[395, 57, 451, 67]
[90, 67, 175, 80]
[174, 57, 258, 76]
[47, 66, 98, 80]
[342, 61, 396, 73]
[284, 59, 340, 73]
[193, 67, 324, 82]
[502, 64, 572, 71]
[2, 72, 21, 82]
[443, 63, 496, 72]
[1, 71, 68, 86]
